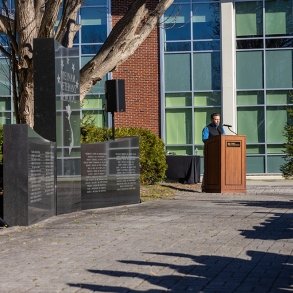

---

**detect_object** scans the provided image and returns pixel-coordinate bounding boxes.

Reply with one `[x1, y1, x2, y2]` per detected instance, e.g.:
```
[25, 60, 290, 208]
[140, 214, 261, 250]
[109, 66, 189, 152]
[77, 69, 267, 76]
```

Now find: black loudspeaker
[105, 79, 126, 112]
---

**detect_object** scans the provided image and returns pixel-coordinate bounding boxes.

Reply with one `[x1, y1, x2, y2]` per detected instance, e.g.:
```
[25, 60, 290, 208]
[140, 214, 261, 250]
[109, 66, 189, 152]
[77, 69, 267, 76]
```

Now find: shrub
[81, 124, 167, 184]
[280, 108, 293, 178]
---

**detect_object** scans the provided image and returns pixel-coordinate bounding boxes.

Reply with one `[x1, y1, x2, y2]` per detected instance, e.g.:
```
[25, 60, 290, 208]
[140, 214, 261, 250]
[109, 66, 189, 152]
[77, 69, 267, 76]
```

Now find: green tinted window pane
[237, 91, 264, 105]
[165, 93, 192, 107]
[82, 94, 104, 109]
[69, 100, 80, 110]
[165, 54, 191, 91]
[56, 113, 62, 147]
[266, 50, 293, 88]
[247, 156, 265, 173]
[70, 111, 81, 147]
[246, 145, 265, 154]
[194, 107, 221, 144]
[236, 51, 263, 89]
[267, 144, 285, 154]
[267, 155, 285, 173]
[0, 112, 11, 124]
[265, 0, 293, 36]
[237, 107, 265, 143]
[0, 60, 10, 95]
[235, 1, 263, 37]
[88, 76, 106, 93]
[57, 149, 62, 157]
[266, 91, 293, 105]
[81, 56, 91, 67]
[193, 52, 221, 90]
[194, 92, 221, 106]
[166, 109, 192, 144]
[0, 97, 11, 111]
[266, 106, 287, 143]
[64, 148, 81, 158]
[82, 110, 104, 127]
[166, 146, 192, 155]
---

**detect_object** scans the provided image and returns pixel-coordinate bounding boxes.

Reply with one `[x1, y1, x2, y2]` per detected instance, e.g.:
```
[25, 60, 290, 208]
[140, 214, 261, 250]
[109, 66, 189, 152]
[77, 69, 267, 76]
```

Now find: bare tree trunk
[18, 69, 34, 125]
[16, 0, 37, 126]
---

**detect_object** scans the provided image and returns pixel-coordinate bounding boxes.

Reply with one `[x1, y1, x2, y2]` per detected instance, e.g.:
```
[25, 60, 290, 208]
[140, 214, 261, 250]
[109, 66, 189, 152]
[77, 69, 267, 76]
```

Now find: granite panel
[81, 137, 140, 209]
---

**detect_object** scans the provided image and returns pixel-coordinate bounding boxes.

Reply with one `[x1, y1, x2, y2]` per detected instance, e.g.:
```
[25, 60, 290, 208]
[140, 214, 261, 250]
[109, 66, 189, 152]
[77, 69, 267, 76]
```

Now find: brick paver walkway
[0, 181, 292, 292]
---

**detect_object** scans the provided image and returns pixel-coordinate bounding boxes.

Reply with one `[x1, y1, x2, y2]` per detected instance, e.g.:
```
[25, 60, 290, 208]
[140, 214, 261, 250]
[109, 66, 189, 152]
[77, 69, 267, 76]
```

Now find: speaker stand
[111, 111, 115, 140]
[0, 217, 8, 228]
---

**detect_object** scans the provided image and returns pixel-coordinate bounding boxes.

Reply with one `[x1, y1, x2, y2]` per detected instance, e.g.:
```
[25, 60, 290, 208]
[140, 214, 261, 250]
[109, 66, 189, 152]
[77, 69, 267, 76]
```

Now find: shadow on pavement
[240, 212, 293, 240]
[68, 251, 292, 292]
[212, 200, 293, 241]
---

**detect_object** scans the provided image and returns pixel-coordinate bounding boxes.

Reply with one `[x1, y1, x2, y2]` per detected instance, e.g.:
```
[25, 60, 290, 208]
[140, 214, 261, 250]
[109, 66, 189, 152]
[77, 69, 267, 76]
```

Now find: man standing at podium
[201, 113, 225, 192]
[202, 112, 225, 143]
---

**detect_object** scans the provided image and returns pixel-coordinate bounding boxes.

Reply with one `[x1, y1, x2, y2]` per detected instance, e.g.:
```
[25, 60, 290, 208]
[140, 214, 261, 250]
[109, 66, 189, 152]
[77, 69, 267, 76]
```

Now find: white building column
[221, 0, 237, 131]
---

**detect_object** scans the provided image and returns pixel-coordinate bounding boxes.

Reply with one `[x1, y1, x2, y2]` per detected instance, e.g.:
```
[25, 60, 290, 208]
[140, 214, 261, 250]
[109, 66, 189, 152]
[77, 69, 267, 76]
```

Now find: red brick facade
[111, 0, 161, 136]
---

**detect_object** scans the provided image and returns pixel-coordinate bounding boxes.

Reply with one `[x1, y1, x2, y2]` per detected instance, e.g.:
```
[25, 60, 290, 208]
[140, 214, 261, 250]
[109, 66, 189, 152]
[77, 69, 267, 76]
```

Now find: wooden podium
[203, 135, 246, 193]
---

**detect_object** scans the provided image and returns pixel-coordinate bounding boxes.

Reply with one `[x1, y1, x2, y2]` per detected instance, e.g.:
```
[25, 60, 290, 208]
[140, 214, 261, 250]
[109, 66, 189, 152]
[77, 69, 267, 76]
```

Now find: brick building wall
[111, 0, 161, 136]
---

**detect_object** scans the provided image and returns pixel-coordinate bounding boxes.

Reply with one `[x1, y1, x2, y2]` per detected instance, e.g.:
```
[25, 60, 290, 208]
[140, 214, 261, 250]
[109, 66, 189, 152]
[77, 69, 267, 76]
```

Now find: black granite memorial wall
[33, 38, 81, 215]
[81, 137, 140, 209]
[3, 125, 56, 226]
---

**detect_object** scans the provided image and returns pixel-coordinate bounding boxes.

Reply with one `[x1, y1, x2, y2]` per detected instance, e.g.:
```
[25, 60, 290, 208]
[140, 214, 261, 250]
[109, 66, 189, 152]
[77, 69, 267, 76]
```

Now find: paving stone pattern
[0, 181, 292, 292]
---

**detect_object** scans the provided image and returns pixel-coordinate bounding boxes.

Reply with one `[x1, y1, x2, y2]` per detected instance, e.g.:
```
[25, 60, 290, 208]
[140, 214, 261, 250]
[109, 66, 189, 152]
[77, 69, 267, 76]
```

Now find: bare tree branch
[79, 0, 173, 100]
[38, 0, 62, 38]
[55, 0, 81, 47]
[0, 15, 13, 34]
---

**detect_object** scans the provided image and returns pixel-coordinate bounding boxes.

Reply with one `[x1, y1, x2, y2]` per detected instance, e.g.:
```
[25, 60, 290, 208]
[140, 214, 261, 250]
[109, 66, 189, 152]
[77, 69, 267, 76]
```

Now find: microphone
[223, 124, 237, 135]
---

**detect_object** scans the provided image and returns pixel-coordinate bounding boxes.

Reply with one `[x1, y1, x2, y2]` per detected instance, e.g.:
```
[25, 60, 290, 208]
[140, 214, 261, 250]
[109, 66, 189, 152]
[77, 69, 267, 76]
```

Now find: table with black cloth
[165, 155, 201, 184]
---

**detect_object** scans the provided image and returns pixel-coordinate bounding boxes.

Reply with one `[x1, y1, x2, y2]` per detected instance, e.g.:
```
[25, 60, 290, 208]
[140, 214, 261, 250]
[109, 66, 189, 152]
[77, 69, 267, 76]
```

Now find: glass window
[266, 90, 293, 105]
[235, 1, 263, 37]
[247, 156, 265, 173]
[193, 52, 221, 90]
[194, 40, 220, 51]
[266, 50, 293, 88]
[165, 53, 191, 91]
[192, 3, 220, 40]
[165, 42, 191, 52]
[82, 94, 105, 109]
[0, 112, 11, 125]
[81, 45, 102, 54]
[83, 0, 107, 5]
[236, 51, 263, 89]
[237, 106, 265, 143]
[165, 109, 192, 144]
[194, 107, 221, 144]
[265, 0, 293, 36]
[237, 91, 264, 106]
[267, 144, 285, 154]
[246, 145, 265, 154]
[0, 59, 10, 95]
[82, 110, 105, 127]
[266, 38, 293, 48]
[267, 156, 285, 173]
[81, 7, 107, 43]
[164, 4, 191, 41]
[0, 97, 11, 111]
[165, 93, 192, 107]
[266, 106, 288, 143]
[236, 39, 263, 49]
[194, 92, 221, 107]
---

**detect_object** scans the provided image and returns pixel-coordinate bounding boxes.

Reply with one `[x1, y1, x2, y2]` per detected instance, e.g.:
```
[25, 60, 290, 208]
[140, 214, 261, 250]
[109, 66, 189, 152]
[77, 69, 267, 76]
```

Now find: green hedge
[281, 108, 293, 178]
[81, 125, 167, 184]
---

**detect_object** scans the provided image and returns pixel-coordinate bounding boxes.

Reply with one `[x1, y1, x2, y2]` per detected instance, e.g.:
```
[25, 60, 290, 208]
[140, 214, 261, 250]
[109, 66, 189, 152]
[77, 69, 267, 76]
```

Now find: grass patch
[140, 184, 176, 202]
